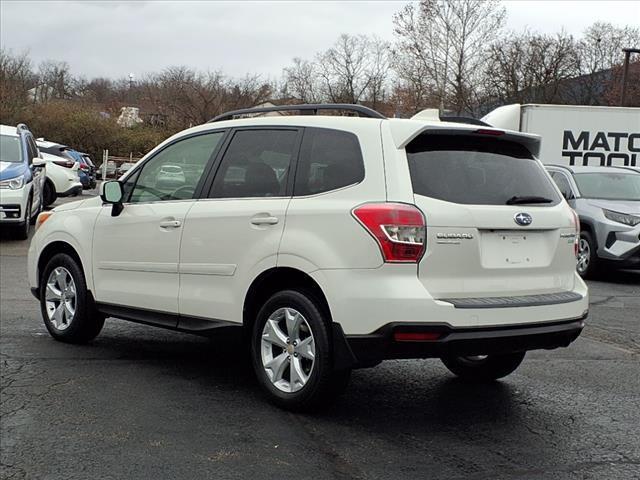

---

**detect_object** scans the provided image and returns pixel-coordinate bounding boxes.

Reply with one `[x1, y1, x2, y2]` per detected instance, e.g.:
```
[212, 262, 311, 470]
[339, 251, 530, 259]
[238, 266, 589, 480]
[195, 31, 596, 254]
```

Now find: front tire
[251, 290, 350, 411]
[39, 253, 105, 344]
[15, 196, 32, 240]
[441, 352, 526, 381]
[577, 230, 599, 279]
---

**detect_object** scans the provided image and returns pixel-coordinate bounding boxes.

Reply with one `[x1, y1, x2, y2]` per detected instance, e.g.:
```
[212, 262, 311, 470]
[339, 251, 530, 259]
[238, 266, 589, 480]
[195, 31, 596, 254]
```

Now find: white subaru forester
[28, 104, 588, 410]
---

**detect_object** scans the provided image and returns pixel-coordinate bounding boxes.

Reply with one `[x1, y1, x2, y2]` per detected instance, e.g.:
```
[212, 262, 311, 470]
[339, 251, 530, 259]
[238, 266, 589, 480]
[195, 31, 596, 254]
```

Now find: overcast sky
[1, 1, 638, 80]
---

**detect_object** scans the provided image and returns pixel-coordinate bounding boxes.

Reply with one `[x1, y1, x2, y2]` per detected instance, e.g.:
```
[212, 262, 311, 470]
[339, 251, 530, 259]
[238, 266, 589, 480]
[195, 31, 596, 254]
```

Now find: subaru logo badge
[514, 212, 533, 226]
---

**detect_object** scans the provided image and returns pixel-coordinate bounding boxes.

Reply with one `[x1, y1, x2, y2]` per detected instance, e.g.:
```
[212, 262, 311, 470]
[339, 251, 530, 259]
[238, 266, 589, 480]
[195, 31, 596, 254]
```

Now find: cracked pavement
[1, 206, 639, 479]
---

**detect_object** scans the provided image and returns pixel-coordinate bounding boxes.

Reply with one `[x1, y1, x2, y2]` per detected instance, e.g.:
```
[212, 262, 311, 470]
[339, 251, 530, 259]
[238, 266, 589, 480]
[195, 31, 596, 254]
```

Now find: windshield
[574, 172, 640, 200]
[406, 134, 560, 205]
[0, 135, 23, 163]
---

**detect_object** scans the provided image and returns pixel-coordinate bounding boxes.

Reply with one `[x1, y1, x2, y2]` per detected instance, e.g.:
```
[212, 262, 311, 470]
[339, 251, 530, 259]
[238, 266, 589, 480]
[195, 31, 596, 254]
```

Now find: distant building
[117, 106, 143, 128]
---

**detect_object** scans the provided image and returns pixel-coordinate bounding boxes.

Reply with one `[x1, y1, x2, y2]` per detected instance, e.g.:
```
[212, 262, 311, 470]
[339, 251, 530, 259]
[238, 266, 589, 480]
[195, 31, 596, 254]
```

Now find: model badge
[514, 212, 533, 226]
[436, 233, 474, 239]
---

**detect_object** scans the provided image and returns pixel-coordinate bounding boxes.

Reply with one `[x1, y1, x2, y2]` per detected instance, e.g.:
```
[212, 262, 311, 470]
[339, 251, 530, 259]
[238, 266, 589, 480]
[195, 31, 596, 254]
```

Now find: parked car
[546, 165, 640, 277]
[116, 162, 136, 176]
[66, 150, 96, 189]
[96, 161, 117, 180]
[28, 104, 588, 410]
[1, 124, 46, 239]
[36, 140, 96, 190]
[156, 164, 186, 188]
[40, 152, 83, 206]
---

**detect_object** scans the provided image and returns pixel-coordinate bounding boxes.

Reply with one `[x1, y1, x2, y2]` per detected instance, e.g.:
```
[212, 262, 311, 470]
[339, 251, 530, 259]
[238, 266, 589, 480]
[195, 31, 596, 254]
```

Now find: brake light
[53, 160, 74, 168]
[352, 203, 426, 263]
[570, 209, 580, 257]
[474, 129, 504, 136]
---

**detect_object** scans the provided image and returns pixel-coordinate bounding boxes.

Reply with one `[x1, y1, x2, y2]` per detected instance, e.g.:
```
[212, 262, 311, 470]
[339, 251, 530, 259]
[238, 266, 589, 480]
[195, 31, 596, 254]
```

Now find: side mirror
[32, 157, 46, 168]
[100, 181, 124, 216]
[562, 191, 574, 201]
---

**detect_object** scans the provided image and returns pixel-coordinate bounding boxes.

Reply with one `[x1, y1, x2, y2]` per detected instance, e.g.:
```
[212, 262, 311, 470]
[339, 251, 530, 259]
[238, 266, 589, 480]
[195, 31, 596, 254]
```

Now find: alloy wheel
[45, 267, 77, 330]
[260, 307, 316, 393]
[577, 238, 590, 274]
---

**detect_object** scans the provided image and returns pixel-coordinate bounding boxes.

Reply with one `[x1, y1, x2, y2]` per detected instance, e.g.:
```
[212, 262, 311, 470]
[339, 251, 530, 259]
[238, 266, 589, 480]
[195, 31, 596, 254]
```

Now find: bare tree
[139, 67, 272, 128]
[0, 49, 35, 122]
[282, 34, 391, 109]
[484, 30, 580, 105]
[315, 34, 391, 106]
[36, 60, 75, 101]
[282, 58, 320, 103]
[572, 22, 640, 103]
[393, 0, 506, 115]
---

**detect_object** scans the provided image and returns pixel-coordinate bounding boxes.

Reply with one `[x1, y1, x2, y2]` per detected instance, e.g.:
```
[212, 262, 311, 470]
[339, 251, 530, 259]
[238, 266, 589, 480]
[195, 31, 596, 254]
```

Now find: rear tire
[43, 180, 56, 207]
[577, 230, 599, 279]
[251, 289, 350, 411]
[40, 253, 105, 344]
[441, 352, 525, 381]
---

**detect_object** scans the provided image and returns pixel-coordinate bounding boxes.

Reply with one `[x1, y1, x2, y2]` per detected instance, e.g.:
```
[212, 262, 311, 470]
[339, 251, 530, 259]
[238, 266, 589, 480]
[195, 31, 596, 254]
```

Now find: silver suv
[546, 165, 640, 277]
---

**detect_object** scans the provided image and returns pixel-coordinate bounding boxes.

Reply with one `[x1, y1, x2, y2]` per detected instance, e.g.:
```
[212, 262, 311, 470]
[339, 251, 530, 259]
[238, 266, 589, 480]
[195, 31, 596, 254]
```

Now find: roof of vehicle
[172, 114, 540, 153]
[546, 165, 640, 174]
[36, 139, 67, 149]
[0, 124, 20, 137]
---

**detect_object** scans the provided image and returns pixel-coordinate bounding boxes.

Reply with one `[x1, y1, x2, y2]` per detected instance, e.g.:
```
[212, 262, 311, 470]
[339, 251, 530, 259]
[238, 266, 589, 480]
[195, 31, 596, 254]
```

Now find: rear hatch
[406, 132, 577, 300]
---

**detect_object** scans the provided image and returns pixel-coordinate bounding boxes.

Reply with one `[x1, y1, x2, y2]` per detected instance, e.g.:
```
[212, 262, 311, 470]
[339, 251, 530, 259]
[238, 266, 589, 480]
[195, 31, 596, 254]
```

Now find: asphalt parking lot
[1, 193, 639, 480]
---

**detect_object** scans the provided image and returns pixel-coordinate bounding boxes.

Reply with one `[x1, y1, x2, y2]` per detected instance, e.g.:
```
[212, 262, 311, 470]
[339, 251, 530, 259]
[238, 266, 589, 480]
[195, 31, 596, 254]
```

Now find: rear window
[294, 128, 364, 196]
[406, 135, 560, 205]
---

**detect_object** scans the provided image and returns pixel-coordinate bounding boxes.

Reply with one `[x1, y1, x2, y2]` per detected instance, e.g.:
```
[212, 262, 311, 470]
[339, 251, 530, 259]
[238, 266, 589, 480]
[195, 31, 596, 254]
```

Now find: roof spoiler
[389, 122, 541, 157]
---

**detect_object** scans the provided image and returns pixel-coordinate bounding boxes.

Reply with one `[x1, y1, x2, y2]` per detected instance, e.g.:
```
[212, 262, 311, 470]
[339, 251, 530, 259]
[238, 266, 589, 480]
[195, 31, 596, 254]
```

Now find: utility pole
[620, 48, 639, 107]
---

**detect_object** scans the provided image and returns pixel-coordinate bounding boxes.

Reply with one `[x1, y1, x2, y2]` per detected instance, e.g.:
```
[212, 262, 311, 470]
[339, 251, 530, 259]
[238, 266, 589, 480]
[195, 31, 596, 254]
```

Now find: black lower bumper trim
[342, 313, 587, 368]
[441, 291, 583, 308]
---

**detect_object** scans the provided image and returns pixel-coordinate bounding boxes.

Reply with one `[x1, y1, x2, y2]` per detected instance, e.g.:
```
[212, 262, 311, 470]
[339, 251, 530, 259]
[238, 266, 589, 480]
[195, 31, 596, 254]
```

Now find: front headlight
[0, 174, 25, 190]
[603, 209, 640, 227]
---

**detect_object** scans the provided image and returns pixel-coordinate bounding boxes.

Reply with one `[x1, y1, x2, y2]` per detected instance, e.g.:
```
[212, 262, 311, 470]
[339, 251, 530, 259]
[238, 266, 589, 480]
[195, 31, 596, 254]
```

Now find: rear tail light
[53, 160, 74, 168]
[474, 129, 504, 136]
[570, 209, 580, 257]
[352, 203, 426, 263]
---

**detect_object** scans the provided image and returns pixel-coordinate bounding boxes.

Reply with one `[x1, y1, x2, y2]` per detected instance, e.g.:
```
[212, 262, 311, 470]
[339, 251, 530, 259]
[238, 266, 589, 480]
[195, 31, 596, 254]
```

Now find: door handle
[251, 216, 279, 226]
[159, 220, 182, 229]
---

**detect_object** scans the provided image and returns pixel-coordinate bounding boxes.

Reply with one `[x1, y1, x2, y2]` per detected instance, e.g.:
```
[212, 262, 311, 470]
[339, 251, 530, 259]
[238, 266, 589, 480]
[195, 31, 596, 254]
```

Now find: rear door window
[550, 172, 574, 199]
[294, 128, 364, 195]
[406, 134, 560, 205]
[209, 129, 298, 198]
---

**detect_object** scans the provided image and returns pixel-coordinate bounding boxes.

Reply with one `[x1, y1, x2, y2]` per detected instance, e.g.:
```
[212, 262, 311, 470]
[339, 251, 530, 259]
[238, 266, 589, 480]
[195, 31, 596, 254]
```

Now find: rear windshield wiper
[505, 195, 554, 205]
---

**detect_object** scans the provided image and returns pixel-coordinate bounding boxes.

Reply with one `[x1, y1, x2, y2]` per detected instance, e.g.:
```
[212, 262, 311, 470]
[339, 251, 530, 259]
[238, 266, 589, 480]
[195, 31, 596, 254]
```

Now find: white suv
[28, 104, 588, 410]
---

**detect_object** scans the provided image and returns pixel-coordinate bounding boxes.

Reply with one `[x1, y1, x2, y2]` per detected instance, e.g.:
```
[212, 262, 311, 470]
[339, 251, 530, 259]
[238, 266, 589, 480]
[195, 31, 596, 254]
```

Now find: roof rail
[209, 103, 386, 123]
[439, 116, 491, 127]
[16, 123, 30, 133]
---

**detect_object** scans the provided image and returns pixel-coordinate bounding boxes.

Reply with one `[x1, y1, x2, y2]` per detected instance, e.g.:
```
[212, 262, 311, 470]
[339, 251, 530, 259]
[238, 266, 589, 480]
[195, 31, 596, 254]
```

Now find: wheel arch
[37, 241, 86, 291]
[242, 267, 332, 333]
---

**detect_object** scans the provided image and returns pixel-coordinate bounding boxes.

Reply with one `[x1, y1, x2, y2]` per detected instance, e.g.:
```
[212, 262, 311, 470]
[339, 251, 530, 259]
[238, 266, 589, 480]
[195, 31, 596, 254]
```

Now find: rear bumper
[58, 184, 82, 197]
[335, 312, 587, 368]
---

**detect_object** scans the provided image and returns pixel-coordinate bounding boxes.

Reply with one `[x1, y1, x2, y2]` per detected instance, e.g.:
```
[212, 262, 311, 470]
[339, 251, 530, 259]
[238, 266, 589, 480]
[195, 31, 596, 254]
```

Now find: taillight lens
[570, 209, 580, 257]
[53, 160, 74, 168]
[352, 203, 426, 263]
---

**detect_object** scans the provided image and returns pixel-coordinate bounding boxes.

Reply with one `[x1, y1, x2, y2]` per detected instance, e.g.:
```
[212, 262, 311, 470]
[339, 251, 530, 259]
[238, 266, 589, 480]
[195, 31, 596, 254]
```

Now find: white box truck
[481, 104, 640, 167]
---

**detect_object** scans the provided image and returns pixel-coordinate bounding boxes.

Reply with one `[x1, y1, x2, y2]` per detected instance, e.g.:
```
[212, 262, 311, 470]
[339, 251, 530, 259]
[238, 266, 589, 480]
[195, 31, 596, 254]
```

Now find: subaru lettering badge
[514, 212, 533, 226]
